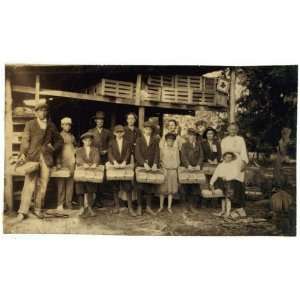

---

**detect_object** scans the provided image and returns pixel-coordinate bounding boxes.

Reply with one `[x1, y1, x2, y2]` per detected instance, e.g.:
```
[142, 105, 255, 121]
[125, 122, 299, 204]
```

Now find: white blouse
[221, 135, 249, 163]
[210, 160, 242, 185]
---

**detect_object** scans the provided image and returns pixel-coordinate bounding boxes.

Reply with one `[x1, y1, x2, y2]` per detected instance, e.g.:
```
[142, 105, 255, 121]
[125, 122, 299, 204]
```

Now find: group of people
[13, 99, 249, 223]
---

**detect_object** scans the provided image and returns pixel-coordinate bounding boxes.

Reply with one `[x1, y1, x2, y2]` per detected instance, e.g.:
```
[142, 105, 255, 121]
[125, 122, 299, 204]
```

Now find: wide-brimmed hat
[187, 128, 197, 136]
[92, 111, 105, 120]
[61, 117, 72, 125]
[143, 121, 155, 130]
[165, 132, 177, 140]
[34, 99, 48, 111]
[203, 127, 217, 139]
[114, 125, 125, 133]
[222, 151, 237, 160]
[80, 132, 94, 140]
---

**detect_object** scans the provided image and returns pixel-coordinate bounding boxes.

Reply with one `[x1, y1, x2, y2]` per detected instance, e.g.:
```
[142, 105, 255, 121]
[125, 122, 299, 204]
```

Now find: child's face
[224, 154, 233, 162]
[188, 134, 196, 143]
[206, 130, 214, 140]
[143, 127, 152, 136]
[36, 108, 48, 120]
[83, 137, 92, 147]
[228, 125, 238, 136]
[127, 115, 136, 126]
[114, 131, 124, 139]
[166, 138, 175, 147]
[61, 123, 71, 132]
[197, 125, 206, 135]
[168, 121, 176, 133]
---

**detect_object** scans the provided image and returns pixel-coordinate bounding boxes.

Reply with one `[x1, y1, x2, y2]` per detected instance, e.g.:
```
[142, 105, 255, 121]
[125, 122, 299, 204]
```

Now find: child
[210, 151, 246, 218]
[108, 125, 136, 217]
[181, 128, 204, 213]
[56, 117, 76, 210]
[135, 121, 160, 216]
[75, 132, 100, 217]
[158, 132, 180, 214]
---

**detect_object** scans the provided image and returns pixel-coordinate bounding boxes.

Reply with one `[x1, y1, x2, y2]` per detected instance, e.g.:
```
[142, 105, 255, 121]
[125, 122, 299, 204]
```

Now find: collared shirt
[116, 138, 123, 154]
[36, 118, 47, 130]
[97, 127, 103, 135]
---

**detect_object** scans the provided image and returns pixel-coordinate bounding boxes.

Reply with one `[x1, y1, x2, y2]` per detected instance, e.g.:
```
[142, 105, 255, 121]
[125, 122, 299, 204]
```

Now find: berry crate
[101, 79, 135, 99]
[161, 87, 192, 104]
[74, 165, 104, 183]
[174, 75, 203, 89]
[178, 167, 206, 184]
[135, 167, 165, 184]
[147, 75, 174, 87]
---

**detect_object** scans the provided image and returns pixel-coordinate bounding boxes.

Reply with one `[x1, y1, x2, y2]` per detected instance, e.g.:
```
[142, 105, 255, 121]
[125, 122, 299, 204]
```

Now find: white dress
[221, 135, 249, 182]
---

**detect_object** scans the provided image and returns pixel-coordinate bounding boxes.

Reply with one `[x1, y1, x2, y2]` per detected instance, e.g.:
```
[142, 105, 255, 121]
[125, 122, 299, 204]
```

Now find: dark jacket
[181, 141, 204, 168]
[75, 146, 100, 166]
[135, 135, 160, 167]
[202, 140, 222, 162]
[88, 127, 112, 153]
[108, 138, 131, 164]
[124, 126, 142, 150]
[20, 119, 63, 167]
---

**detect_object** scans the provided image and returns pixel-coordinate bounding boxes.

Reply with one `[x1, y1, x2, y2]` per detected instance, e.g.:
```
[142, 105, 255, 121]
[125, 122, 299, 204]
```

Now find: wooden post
[138, 107, 145, 129]
[5, 77, 14, 212]
[135, 74, 142, 105]
[35, 74, 40, 103]
[229, 69, 236, 123]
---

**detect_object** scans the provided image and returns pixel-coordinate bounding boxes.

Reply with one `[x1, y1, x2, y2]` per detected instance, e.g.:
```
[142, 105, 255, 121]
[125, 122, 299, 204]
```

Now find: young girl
[210, 151, 245, 218]
[202, 127, 222, 164]
[108, 125, 135, 217]
[56, 117, 76, 210]
[75, 132, 100, 217]
[158, 133, 180, 214]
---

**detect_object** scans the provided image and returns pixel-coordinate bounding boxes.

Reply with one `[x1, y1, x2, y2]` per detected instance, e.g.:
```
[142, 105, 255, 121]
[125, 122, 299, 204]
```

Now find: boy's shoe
[128, 208, 137, 217]
[33, 210, 44, 219]
[57, 204, 64, 211]
[157, 207, 164, 214]
[11, 213, 26, 224]
[146, 206, 156, 216]
[236, 208, 247, 218]
[136, 206, 142, 216]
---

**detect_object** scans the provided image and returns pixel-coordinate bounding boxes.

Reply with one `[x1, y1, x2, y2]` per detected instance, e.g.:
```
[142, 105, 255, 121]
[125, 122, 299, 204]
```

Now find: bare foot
[213, 211, 225, 217]
[157, 207, 164, 214]
[167, 208, 173, 214]
[146, 206, 156, 216]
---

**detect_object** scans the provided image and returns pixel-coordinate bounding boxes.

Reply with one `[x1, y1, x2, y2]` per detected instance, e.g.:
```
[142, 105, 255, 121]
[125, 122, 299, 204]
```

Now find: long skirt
[160, 169, 178, 195]
[214, 178, 246, 208]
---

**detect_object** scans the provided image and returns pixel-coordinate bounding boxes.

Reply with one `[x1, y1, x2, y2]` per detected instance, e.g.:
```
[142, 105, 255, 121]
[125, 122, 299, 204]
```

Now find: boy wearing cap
[75, 132, 100, 217]
[88, 111, 112, 208]
[135, 121, 160, 216]
[56, 117, 76, 210]
[13, 100, 63, 223]
[108, 125, 136, 216]
[180, 128, 204, 213]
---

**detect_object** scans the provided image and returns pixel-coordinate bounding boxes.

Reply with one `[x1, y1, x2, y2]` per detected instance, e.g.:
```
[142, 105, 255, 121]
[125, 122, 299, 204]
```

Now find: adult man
[13, 100, 63, 223]
[88, 111, 112, 207]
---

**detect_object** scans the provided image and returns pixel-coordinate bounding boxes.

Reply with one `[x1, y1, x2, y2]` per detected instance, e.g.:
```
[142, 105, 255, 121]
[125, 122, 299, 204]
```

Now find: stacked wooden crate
[101, 79, 135, 99]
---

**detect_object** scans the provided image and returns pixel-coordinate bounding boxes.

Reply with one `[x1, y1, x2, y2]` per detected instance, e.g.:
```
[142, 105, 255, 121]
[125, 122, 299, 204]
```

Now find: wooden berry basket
[50, 167, 71, 178]
[74, 166, 104, 183]
[202, 188, 224, 198]
[106, 163, 134, 181]
[8, 161, 40, 176]
[178, 167, 206, 184]
[135, 167, 165, 184]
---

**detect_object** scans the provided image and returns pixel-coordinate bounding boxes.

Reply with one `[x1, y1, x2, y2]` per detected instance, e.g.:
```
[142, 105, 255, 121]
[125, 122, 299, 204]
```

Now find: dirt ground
[3, 200, 291, 236]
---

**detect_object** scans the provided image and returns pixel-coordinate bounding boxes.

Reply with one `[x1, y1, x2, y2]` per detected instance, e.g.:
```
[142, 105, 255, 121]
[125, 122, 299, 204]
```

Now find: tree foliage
[236, 66, 297, 153]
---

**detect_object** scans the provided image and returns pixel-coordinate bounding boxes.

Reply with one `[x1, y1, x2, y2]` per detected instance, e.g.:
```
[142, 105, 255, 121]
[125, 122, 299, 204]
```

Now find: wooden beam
[12, 84, 227, 112]
[5, 77, 14, 212]
[35, 74, 40, 103]
[135, 74, 142, 105]
[229, 69, 236, 123]
[138, 107, 145, 129]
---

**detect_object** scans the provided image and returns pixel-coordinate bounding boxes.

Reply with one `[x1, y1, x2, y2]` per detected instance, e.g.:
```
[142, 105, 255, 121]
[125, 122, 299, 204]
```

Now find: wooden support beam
[135, 74, 142, 105]
[35, 74, 40, 103]
[138, 107, 145, 129]
[229, 69, 236, 123]
[5, 77, 14, 212]
[12, 85, 227, 112]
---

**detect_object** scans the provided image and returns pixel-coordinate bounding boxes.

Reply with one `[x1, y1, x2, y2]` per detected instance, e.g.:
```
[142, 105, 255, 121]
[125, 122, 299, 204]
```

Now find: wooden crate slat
[101, 79, 135, 99]
[147, 75, 174, 87]
[175, 75, 202, 90]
